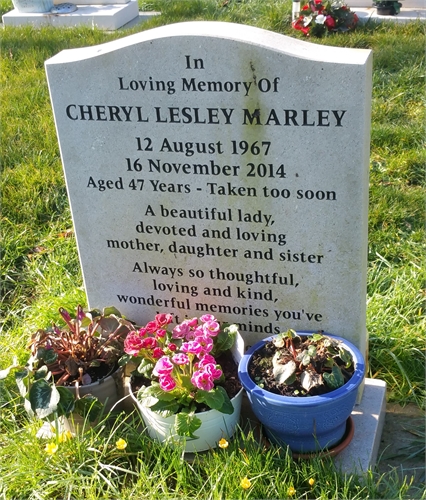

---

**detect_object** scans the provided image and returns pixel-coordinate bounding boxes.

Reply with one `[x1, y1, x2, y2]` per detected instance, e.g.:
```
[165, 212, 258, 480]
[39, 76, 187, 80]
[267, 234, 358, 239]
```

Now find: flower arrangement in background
[293, 0, 359, 37]
[121, 313, 239, 438]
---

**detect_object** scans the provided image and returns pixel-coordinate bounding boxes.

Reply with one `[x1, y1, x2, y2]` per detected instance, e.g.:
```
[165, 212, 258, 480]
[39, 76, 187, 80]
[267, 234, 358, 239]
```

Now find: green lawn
[1, 1, 425, 498]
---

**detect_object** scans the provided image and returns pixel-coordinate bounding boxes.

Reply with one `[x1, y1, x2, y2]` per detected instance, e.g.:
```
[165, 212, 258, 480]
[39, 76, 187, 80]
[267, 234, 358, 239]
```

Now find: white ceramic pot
[131, 386, 243, 453]
[128, 332, 245, 452]
[12, 0, 54, 13]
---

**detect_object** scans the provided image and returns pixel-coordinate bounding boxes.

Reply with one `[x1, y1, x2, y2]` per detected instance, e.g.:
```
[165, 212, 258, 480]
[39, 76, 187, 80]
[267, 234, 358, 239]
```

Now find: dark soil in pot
[58, 362, 118, 387]
[248, 335, 355, 397]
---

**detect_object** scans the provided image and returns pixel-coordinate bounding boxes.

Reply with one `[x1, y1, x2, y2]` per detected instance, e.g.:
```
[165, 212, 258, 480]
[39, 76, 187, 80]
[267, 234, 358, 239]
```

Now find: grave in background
[46, 21, 386, 472]
[2, 0, 158, 30]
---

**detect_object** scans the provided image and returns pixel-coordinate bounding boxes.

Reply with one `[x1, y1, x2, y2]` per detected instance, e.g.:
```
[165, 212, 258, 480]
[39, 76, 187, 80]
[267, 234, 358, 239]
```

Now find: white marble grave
[2, 0, 145, 30]
[45, 22, 372, 355]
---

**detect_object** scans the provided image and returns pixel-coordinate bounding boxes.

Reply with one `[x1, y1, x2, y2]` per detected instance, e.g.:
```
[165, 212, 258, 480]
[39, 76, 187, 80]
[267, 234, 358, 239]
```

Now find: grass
[1, 0, 425, 498]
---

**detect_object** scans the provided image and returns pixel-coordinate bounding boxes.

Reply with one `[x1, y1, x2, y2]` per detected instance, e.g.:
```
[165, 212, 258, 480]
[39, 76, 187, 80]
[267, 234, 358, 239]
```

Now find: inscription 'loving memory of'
[46, 22, 372, 351]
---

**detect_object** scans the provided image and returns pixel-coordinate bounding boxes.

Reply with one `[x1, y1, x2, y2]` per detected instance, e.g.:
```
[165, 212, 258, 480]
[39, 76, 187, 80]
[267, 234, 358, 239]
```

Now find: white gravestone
[45, 22, 372, 354]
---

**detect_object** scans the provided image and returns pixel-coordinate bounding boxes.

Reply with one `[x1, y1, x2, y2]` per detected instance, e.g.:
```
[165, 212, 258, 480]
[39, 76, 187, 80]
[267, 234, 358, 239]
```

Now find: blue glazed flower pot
[238, 332, 365, 453]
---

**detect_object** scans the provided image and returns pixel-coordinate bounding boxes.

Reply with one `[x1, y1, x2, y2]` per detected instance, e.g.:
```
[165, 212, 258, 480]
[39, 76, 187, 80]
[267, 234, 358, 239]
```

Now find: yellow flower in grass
[287, 485, 296, 497]
[45, 442, 58, 455]
[116, 438, 128, 450]
[308, 477, 315, 487]
[58, 430, 73, 443]
[240, 476, 251, 489]
[218, 438, 229, 449]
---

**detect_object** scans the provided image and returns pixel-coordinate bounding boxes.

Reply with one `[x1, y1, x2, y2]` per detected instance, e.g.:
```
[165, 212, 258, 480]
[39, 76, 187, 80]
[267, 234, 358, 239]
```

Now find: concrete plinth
[334, 378, 387, 474]
[241, 377, 387, 475]
[2, 0, 145, 30]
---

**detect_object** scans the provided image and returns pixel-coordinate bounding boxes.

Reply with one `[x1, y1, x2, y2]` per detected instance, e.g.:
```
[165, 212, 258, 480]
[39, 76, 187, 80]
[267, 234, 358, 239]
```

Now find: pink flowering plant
[293, 0, 359, 37]
[121, 313, 239, 438]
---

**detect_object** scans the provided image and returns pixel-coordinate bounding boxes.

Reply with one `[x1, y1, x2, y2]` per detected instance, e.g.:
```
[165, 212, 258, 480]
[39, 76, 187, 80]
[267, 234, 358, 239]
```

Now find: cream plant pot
[132, 388, 243, 452]
[127, 332, 245, 452]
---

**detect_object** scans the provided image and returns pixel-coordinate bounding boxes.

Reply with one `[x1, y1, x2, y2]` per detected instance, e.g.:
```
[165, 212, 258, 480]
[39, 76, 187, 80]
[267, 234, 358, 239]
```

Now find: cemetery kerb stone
[45, 21, 372, 354]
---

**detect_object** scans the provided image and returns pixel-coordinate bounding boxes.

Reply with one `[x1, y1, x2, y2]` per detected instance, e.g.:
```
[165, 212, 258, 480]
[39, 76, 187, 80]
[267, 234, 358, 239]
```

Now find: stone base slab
[334, 378, 387, 474]
[2, 0, 140, 30]
[240, 377, 387, 475]
[355, 6, 426, 22]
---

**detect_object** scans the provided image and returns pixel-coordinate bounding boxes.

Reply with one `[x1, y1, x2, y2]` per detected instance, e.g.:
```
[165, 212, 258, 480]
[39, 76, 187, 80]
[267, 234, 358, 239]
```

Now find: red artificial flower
[293, 18, 311, 35]
[325, 15, 336, 29]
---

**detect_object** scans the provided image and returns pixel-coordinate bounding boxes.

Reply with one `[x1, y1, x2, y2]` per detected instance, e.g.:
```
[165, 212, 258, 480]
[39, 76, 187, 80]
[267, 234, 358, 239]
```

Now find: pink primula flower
[203, 320, 220, 336]
[155, 313, 173, 327]
[185, 317, 199, 328]
[156, 329, 166, 338]
[191, 370, 214, 391]
[153, 356, 174, 376]
[172, 353, 190, 365]
[153, 347, 165, 359]
[181, 341, 203, 356]
[124, 332, 144, 356]
[203, 363, 223, 380]
[145, 321, 158, 333]
[198, 354, 216, 367]
[159, 374, 176, 392]
[138, 327, 148, 337]
[172, 323, 190, 339]
[200, 314, 216, 323]
[194, 335, 214, 355]
[140, 337, 158, 349]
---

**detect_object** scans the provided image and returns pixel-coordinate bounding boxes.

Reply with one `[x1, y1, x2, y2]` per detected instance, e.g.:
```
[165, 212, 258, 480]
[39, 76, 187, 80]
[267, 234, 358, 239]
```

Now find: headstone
[45, 22, 372, 354]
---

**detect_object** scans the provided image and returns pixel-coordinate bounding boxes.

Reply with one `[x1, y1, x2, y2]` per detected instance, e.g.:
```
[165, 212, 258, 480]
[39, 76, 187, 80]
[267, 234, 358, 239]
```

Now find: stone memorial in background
[45, 22, 372, 355]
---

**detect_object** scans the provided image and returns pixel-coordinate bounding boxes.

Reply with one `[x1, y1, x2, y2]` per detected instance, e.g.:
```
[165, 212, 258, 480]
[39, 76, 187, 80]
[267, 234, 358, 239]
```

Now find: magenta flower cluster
[124, 313, 224, 395]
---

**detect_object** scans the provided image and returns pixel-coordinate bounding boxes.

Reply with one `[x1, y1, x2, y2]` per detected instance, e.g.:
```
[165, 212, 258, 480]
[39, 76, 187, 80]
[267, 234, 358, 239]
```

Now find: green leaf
[44, 350, 58, 365]
[0, 361, 18, 380]
[15, 369, 30, 397]
[150, 399, 180, 417]
[175, 410, 202, 438]
[103, 306, 122, 317]
[136, 385, 159, 408]
[137, 358, 154, 377]
[312, 333, 323, 342]
[297, 350, 312, 366]
[195, 387, 224, 411]
[211, 324, 237, 355]
[215, 386, 234, 415]
[56, 386, 76, 416]
[28, 379, 60, 419]
[74, 395, 103, 422]
[146, 383, 178, 402]
[34, 365, 49, 380]
[118, 353, 133, 367]
[323, 365, 345, 390]
[339, 347, 353, 368]
[307, 345, 317, 357]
